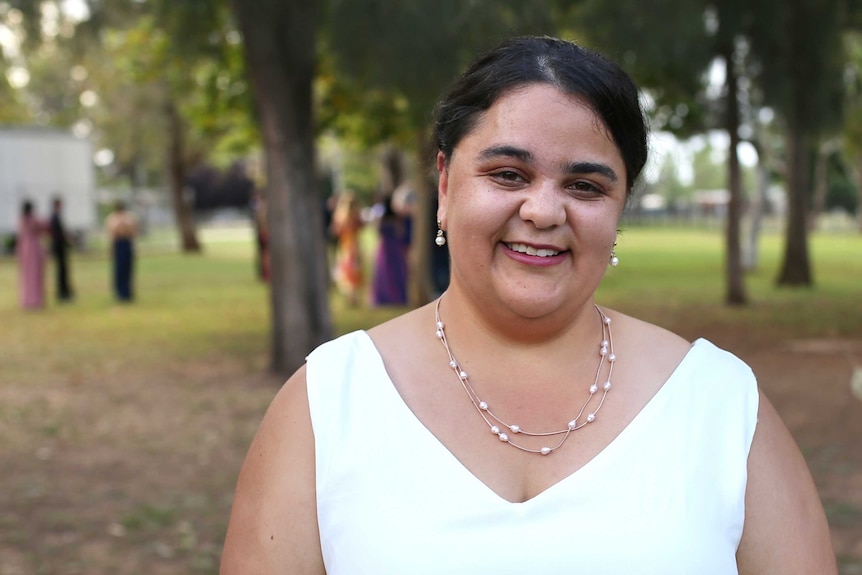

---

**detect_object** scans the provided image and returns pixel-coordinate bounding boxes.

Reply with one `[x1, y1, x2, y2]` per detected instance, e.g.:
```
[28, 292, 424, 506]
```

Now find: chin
[501, 293, 567, 320]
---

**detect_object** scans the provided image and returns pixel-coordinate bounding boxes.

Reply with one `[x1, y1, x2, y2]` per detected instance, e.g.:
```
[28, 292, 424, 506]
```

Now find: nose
[518, 181, 566, 229]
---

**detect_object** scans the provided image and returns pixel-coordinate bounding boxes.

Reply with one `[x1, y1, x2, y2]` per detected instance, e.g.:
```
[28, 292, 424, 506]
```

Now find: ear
[436, 151, 449, 229]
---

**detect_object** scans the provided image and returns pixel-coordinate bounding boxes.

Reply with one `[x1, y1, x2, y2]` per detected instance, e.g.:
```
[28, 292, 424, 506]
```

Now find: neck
[433, 293, 616, 456]
[438, 287, 598, 347]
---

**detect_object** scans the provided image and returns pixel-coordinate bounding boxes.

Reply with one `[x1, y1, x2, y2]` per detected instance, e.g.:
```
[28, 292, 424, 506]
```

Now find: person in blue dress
[105, 201, 138, 302]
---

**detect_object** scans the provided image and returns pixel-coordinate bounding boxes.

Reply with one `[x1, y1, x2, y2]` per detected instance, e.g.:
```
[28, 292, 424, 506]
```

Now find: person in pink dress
[16, 200, 49, 310]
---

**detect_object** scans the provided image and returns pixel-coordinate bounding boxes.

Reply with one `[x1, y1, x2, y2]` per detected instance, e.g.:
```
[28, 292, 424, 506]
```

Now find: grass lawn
[0, 224, 860, 574]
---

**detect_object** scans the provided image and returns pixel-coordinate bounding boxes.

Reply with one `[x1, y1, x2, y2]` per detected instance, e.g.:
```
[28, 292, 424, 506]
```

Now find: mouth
[505, 242, 562, 258]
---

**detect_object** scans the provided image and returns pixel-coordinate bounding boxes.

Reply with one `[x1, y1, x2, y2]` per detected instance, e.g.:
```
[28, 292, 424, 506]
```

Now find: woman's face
[437, 83, 628, 321]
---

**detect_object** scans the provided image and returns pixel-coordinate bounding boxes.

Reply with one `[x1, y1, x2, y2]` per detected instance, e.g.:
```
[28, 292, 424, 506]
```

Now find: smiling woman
[220, 36, 836, 575]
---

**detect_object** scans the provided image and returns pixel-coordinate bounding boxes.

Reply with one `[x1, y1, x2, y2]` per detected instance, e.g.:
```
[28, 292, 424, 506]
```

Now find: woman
[16, 200, 48, 310]
[371, 195, 410, 306]
[221, 37, 835, 574]
[331, 191, 365, 307]
[105, 201, 138, 302]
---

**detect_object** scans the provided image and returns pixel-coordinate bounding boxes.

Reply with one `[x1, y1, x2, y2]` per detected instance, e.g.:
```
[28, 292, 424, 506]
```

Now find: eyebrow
[477, 145, 533, 163]
[564, 161, 619, 183]
[477, 145, 619, 183]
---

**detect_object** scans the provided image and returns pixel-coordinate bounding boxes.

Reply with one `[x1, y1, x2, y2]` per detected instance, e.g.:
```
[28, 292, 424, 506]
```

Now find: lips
[505, 242, 562, 257]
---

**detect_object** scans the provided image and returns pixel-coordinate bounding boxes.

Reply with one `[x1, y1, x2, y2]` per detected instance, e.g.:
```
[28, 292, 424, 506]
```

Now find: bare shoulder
[737, 391, 836, 574]
[606, 308, 692, 377]
[220, 366, 325, 574]
[367, 303, 434, 356]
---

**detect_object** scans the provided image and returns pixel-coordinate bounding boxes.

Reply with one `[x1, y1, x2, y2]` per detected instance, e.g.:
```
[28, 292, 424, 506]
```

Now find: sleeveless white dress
[306, 331, 759, 575]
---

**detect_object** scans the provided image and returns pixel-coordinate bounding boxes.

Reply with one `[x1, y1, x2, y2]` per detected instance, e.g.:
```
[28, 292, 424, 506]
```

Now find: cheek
[451, 194, 506, 243]
[570, 205, 620, 234]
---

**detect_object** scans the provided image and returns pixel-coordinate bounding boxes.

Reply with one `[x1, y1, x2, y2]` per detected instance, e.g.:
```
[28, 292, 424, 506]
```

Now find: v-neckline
[357, 331, 704, 505]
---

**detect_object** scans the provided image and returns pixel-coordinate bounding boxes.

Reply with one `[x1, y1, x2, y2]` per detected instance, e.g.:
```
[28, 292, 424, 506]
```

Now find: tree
[573, 0, 751, 303]
[324, 0, 554, 305]
[750, 0, 847, 285]
[1, 1, 246, 252]
[575, 0, 853, 293]
[0, 5, 28, 123]
[230, 0, 334, 375]
[842, 31, 862, 233]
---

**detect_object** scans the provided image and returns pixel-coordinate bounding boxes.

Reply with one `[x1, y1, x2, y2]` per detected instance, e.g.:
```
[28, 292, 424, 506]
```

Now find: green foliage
[0, 71, 28, 123]
[842, 31, 862, 157]
[2, 0, 257, 188]
[827, 152, 859, 213]
[749, 0, 847, 136]
[323, 0, 556, 144]
[569, 0, 713, 135]
[315, 41, 415, 149]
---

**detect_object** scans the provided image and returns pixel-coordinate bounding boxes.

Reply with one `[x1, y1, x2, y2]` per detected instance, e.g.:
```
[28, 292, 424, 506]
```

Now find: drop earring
[609, 242, 619, 267]
[435, 220, 446, 247]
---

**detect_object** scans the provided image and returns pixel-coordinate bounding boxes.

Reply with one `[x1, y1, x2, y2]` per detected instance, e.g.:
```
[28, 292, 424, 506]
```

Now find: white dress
[306, 331, 759, 574]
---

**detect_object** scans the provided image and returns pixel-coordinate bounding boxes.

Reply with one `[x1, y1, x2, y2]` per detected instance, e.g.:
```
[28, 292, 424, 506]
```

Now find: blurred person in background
[371, 194, 410, 306]
[105, 201, 138, 302]
[331, 191, 365, 307]
[16, 199, 48, 310]
[251, 190, 270, 282]
[49, 195, 74, 303]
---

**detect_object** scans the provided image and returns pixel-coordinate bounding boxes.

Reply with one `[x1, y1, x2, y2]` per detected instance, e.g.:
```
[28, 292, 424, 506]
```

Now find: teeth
[508, 243, 559, 257]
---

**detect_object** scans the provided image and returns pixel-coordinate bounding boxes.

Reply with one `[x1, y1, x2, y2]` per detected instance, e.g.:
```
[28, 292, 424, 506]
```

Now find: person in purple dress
[371, 195, 410, 306]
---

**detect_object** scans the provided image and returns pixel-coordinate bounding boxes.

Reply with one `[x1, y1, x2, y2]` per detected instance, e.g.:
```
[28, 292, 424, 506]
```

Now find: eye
[568, 180, 605, 197]
[489, 169, 527, 186]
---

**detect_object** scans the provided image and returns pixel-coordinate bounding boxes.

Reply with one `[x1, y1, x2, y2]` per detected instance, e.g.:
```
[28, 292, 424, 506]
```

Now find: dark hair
[433, 36, 648, 193]
[21, 200, 34, 217]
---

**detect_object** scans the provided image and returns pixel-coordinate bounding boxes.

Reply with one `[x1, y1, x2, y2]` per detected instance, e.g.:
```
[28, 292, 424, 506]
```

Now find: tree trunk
[165, 99, 201, 252]
[231, 0, 333, 376]
[777, 125, 814, 286]
[723, 47, 747, 305]
[408, 129, 438, 308]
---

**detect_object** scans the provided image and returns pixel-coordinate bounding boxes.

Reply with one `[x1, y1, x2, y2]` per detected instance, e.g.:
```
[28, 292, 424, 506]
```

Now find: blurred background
[0, 0, 861, 573]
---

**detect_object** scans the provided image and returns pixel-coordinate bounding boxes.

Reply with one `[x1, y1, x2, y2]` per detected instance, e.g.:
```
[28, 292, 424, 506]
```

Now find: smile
[505, 243, 561, 257]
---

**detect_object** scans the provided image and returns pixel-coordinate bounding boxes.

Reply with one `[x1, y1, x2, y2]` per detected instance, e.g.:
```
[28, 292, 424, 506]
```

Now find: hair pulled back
[433, 36, 648, 193]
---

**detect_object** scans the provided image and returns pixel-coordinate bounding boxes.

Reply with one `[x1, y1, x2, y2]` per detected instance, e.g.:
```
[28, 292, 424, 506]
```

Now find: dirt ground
[1, 326, 861, 574]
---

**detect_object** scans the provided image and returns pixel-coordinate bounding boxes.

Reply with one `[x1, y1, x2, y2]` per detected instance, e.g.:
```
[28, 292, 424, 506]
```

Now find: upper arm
[220, 365, 325, 575]
[737, 391, 837, 574]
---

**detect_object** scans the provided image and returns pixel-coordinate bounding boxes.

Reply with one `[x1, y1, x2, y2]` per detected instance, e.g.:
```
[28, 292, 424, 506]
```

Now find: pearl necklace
[434, 298, 616, 456]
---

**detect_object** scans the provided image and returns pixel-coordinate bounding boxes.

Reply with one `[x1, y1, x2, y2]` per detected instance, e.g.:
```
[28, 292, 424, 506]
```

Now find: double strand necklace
[434, 298, 616, 456]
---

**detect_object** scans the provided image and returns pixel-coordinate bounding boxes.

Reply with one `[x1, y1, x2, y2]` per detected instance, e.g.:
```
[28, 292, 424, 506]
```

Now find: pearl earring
[435, 221, 446, 247]
[609, 243, 619, 267]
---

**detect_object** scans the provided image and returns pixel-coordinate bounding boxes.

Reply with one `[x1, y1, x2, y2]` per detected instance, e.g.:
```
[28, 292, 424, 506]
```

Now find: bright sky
[646, 130, 758, 185]
[61, 0, 90, 22]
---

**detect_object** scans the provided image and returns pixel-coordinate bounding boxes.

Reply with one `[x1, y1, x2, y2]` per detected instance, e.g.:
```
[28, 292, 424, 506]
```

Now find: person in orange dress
[331, 191, 365, 306]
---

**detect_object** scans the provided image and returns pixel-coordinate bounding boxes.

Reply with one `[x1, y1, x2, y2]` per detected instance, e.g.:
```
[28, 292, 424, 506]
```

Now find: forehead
[455, 84, 623, 166]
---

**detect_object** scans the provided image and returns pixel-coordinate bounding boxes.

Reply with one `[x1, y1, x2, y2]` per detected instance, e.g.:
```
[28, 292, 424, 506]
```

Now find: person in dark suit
[49, 196, 74, 302]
